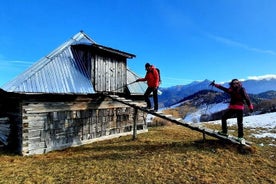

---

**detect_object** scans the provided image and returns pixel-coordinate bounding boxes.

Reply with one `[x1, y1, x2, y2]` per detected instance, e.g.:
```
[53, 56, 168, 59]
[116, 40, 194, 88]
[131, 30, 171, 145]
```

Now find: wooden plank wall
[93, 55, 127, 93]
[21, 97, 147, 155]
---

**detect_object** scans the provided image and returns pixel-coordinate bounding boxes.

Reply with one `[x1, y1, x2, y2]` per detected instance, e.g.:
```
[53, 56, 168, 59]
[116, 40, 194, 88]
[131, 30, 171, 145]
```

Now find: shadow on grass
[0, 135, 256, 158]
[47, 137, 257, 162]
[194, 139, 257, 155]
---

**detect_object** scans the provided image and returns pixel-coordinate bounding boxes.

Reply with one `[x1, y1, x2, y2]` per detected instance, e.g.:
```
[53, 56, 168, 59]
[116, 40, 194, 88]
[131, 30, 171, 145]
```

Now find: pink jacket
[214, 84, 253, 110]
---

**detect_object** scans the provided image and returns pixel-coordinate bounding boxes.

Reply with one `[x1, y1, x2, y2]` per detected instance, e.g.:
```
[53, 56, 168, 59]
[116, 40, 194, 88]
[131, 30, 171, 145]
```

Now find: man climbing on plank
[210, 79, 254, 142]
[136, 63, 160, 112]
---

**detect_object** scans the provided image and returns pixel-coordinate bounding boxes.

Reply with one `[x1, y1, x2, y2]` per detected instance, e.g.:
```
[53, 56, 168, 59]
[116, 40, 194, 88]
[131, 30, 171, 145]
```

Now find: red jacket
[137, 65, 159, 88]
[214, 84, 253, 110]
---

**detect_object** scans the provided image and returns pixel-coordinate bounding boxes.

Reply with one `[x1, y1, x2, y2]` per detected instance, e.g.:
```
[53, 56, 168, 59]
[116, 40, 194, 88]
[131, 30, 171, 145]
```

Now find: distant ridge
[159, 77, 276, 108]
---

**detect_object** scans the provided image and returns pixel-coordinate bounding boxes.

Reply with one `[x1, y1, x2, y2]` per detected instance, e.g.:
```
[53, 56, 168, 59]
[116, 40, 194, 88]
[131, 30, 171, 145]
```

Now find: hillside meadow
[0, 123, 275, 184]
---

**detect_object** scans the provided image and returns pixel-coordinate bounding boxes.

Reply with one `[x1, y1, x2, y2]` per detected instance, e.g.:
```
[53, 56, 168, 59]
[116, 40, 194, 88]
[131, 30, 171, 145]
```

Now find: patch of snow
[183, 102, 228, 123]
[183, 103, 276, 144]
[252, 132, 276, 138]
[207, 103, 228, 113]
[184, 113, 202, 123]
[209, 113, 276, 128]
[150, 104, 276, 145]
[207, 113, 276, 139]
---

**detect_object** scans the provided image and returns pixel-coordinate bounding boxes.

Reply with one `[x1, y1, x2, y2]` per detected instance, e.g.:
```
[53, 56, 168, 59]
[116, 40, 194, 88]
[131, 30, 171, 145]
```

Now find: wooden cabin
[0, 31, 148, 155]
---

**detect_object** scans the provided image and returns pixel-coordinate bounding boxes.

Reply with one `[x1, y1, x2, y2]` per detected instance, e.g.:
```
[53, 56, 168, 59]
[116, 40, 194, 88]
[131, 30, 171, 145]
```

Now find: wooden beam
[106, 94, 253, 147]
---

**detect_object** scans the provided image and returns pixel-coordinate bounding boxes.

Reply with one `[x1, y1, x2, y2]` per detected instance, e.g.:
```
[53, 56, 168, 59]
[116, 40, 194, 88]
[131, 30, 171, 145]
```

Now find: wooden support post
[132, 108, 138, 140]
[202, 130, 206, 143]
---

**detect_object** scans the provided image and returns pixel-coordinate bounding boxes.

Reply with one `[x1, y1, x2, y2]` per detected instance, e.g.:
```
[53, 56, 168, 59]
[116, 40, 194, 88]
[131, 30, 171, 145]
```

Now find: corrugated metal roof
[126, 69, 162, 96]
[2, 31, 142, 95]
[2, 32, 95, 94]
[126, 69, 147, 95]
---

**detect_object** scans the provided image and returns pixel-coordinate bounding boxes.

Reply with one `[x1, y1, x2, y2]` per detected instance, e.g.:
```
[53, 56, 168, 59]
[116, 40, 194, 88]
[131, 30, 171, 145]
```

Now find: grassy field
[0, 124, 275, 184]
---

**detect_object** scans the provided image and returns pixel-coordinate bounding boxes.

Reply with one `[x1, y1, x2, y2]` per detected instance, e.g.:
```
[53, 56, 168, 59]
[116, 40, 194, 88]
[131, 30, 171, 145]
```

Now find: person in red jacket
[136, 63, 160, 112]
[210, 79, 254, 141]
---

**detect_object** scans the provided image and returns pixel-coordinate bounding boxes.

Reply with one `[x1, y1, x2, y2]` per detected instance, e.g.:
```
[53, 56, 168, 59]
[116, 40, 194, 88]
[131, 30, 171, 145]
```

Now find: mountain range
[159, 77, 276, 108]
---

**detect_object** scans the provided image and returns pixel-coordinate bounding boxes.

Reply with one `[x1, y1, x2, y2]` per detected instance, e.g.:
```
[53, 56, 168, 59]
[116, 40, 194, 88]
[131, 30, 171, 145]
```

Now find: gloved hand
[250, 109, 253, 113]
[209, 80, 215, 86]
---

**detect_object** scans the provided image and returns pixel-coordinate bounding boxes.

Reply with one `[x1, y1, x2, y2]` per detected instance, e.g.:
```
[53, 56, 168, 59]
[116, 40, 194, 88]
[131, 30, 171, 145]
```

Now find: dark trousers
[221, 109, 244, 138]
[144, 87, 158, 110]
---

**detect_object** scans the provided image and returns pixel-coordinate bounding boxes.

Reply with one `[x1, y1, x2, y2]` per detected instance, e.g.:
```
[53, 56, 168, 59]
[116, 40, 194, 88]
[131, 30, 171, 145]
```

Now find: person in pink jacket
[136, 63, 160, 112]
[210, 79, 254, 141]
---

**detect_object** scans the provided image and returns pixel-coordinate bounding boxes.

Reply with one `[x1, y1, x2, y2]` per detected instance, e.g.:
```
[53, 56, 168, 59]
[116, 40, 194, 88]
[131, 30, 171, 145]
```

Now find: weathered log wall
[21, 96, 147, 155]
[0, 117, 9, 145]
[0, 92, 22, 154]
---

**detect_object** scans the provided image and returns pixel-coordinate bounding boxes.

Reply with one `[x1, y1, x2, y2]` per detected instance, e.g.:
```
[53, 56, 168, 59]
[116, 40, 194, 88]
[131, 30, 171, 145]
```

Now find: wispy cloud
[0, 60, 33, 67]
[207, 34, 276, 55]
[247, 74, 276, 80]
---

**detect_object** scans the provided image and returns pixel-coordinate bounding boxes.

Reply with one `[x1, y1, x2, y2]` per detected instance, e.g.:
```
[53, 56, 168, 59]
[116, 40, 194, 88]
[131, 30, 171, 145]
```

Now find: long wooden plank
[106, 94, 253, 147]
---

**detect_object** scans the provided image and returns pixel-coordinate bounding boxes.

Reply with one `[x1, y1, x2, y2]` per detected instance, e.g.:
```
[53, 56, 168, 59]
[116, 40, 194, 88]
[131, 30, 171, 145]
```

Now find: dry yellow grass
[0, 125, 275, 184]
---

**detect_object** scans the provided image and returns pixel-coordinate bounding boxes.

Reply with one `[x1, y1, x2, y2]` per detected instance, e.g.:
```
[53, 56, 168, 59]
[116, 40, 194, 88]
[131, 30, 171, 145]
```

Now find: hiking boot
[148, 108, 157, 113]
[141, 107, 152, 111]
[237, 137, 245, 144]
[218, 131, 228, 137]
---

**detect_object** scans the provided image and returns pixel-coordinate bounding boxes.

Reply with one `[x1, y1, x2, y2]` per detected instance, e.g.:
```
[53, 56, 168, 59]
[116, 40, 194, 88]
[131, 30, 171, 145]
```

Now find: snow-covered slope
[183, 102, 228, 123]
[208, 112, 276, 141]
[182, 102, 276, 146]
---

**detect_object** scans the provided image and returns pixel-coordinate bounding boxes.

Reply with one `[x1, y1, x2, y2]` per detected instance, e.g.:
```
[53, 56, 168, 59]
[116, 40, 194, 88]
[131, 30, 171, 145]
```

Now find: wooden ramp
[106, 94, 252, 147]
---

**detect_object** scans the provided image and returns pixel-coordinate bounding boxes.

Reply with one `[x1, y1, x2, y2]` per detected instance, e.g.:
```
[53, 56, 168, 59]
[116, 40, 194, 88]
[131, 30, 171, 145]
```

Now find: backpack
[156, 68, 161, 83]
[149, 66, 161, 84]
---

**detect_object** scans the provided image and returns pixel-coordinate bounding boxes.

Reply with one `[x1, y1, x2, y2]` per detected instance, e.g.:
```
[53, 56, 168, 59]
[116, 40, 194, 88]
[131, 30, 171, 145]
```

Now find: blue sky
[1, 0, 276, 88]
